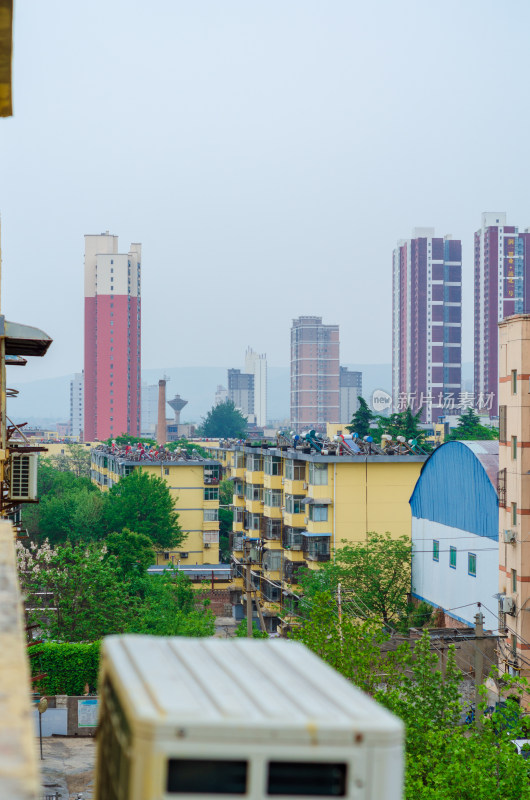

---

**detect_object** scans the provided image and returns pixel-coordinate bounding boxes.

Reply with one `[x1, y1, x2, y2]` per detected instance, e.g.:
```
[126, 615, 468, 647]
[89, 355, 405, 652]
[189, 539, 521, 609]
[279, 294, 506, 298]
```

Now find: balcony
[262, 518, 282, 542]
[230, 533, 244, 552]
[282, 527, 304, 551]
[283, 560, 308, 585]
[303, 534, 331, 562]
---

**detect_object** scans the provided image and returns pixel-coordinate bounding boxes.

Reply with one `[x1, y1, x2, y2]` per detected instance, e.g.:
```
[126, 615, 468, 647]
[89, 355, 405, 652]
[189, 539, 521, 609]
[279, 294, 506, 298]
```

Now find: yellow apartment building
[91, 445, 221, 566]
[203, 440, 426, 631]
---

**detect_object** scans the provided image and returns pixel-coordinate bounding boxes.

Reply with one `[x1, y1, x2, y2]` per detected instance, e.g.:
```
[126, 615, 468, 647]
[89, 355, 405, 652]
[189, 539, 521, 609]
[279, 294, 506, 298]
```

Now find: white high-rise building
[141, 383, 159, 437]
[245, 347, 267, 427]
[70, 372, 84, 439]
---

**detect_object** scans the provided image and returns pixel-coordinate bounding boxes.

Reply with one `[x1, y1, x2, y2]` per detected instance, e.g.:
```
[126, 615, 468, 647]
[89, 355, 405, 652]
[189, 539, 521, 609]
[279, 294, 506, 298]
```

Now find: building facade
[392, 229, 462, 423]
[290, 316, 340, 432]
[90, 445, 221, 566]
[411, 440, 499, 631]
[202, 440, 425, 631]
[498, 314, 530, 678]
[339, 367, 362, 423]
[84, 232, 141, 441]
[228, 369, 255, 422]
[69, 372, 84, 439]
[474, 213, 530, 418]
[141, 383, 158, 437]
[245, 348, 267, 427]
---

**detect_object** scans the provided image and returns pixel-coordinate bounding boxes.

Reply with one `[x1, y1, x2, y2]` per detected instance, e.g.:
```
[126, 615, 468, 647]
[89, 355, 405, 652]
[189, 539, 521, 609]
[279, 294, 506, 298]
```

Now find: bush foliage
[31, 642, 100, 696]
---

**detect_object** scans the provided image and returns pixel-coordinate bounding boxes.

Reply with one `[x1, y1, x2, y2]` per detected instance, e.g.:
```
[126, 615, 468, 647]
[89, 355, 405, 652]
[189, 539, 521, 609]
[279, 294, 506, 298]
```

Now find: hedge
[30, 642, 101, 696]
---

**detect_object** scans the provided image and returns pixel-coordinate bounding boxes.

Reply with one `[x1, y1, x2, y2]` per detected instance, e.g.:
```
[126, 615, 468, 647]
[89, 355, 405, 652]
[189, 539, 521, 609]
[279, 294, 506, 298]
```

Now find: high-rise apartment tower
[69, 372, 84, 440]
[290, 316, 340, 432]
[392, 228, 462, 423]
[339, 367, 362, 423]
[474, 213, 530, 417]
[245, 347, 267, 427]
[84, 232, 141, 441]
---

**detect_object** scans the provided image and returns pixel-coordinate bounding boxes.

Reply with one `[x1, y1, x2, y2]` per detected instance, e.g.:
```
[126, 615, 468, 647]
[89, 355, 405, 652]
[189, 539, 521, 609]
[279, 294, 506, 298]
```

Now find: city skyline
[3, 2, 530, 385]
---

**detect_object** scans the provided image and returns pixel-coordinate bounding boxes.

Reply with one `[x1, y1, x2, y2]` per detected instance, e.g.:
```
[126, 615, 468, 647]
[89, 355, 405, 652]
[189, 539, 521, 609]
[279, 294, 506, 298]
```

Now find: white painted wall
[412, 517, 498, 631]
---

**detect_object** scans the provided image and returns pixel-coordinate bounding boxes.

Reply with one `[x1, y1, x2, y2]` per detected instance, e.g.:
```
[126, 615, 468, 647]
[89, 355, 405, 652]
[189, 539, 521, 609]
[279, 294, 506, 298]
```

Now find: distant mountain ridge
[7, 362, 473, 427]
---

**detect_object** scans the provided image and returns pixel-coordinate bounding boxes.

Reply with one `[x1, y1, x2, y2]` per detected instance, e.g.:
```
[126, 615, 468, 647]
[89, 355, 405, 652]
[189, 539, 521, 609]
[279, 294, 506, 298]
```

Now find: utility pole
[244, 541, 253, 637]
[474, 610, 485, 730]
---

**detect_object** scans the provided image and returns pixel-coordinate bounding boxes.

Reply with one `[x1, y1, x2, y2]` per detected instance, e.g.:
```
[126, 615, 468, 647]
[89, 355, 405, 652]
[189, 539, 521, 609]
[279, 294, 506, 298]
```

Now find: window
[284, 460, 306, 481]
[512, 369, 518, 394]
[285, 495, 304, 514]
[512, 436, 518, 460]
[204, 487, 219, 501]
[263, 455, 282, 476]
[449, 546, 457, 569]
[433, 540, 439, 562]
[512, 568, 518, 593]
[468, 553, 476, 577]
[164, 467, 169, 476]
[263, 489, 282, 507]
[245, 484, 262, 502]
[204, 509, 219, 522]
[309, 504, 328, 522]
[512, 502, 518, 526]
[308, 462, 328, 485]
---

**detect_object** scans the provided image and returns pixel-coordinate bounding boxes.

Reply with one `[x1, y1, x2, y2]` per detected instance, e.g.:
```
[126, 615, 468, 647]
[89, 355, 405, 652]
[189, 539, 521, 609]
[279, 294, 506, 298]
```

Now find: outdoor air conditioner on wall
[500, 596, 516, 615]
[9, 452, 38, 501]
[503, 529, 517, 544]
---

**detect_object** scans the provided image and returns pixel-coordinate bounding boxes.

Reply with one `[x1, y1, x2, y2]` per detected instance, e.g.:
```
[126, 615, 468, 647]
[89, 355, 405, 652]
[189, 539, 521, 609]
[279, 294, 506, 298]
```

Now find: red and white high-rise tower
[84, 232, 141, 441]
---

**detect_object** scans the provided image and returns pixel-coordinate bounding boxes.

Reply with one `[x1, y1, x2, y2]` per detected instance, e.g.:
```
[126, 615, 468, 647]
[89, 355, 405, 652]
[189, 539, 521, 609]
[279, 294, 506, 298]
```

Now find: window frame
[432, 540, 439, 562]
[449, 546, 457, 569]
[468, 552, 476, 577]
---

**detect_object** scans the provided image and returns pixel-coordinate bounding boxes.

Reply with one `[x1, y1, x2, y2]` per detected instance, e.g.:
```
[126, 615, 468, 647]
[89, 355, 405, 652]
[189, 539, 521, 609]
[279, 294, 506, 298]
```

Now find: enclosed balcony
[283, 559, 308, 585]
[302, 533, 331, 562]
[262, 518, 282, 542]
[282, 527, 304, 551]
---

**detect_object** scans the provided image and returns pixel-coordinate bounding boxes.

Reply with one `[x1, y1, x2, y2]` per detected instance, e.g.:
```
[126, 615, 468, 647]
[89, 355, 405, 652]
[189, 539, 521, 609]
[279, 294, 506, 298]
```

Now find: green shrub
[31, 642, 101, 695]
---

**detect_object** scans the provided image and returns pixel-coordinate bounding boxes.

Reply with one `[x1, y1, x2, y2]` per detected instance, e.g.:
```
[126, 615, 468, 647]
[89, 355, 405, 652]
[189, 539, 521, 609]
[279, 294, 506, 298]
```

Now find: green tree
[17, 540, 134, 641]
[298, 533, 412, 626]
[199, 400, 248, 438]
[17, 539, 215, 642]
[378, 407, 426, 444]
[105, 528, 155, 574]
[218, 478, 234, 561]
[346, 396, 375, 438]
[50, 443, 92, 478]
[135, 570, 215, 637]
[103, 469, 182, 549]
[448, 407, 498, 441]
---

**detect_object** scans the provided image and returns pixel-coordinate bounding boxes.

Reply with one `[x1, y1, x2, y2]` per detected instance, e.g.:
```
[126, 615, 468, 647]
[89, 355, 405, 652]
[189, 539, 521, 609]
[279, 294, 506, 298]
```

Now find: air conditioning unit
[503, 529, 517, 544]
[501, 596, 516, 615]
[204, 543, 211, 548]
[9, 453, 38, 501]
[303, 482, 308, 490]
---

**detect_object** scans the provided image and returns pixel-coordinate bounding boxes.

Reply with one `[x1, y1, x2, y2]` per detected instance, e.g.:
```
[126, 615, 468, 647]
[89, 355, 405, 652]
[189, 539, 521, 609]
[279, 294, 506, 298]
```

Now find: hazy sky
[2, 0, 530, 383]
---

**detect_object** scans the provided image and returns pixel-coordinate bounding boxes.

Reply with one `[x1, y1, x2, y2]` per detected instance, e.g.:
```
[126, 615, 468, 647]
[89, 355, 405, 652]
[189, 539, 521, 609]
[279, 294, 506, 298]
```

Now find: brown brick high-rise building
[290, 316, 339, 432]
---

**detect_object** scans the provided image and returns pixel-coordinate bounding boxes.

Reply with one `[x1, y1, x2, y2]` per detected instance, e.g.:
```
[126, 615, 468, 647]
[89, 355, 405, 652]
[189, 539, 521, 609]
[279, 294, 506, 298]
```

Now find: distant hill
[7, 362, 474, 427]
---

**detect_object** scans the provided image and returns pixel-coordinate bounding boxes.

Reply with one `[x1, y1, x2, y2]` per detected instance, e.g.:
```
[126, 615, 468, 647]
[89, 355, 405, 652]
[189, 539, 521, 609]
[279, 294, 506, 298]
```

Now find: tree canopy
[376, 407, 427, 444]
[199, 399, 248, 438]
[17, 538, 214, 641]
[103, 469, 182, 549]
[345, 396, 375, 438]
[297, 532, 413, 626]
[23, 460, 182, 549]
[447, 407, 498, 441]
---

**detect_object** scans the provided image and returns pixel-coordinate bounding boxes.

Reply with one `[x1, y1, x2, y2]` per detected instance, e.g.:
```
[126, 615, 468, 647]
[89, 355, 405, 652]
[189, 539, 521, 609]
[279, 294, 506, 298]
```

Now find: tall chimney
[157, 379, 167, 446]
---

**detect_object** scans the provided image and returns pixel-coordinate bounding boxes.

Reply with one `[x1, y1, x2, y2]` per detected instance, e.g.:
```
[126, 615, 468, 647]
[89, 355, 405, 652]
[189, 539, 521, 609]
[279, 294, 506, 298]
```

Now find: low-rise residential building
[410, 440, 499, 631]
[203, 439, 426, 631]
[91, 445, 221, 566]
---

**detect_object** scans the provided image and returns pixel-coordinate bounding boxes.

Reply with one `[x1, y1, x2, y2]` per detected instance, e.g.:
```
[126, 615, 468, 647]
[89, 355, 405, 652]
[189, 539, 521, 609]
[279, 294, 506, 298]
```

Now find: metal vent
[10, 453, 37, 501]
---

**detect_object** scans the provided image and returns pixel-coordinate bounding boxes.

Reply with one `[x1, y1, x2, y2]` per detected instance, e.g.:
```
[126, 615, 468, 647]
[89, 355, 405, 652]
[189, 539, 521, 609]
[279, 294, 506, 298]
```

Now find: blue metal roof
[409, 440, 498, 540]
